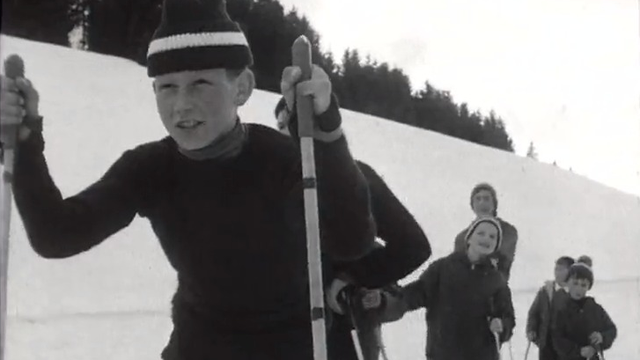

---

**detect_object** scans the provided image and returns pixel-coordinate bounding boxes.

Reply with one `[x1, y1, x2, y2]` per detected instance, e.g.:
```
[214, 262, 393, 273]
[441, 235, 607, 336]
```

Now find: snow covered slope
[2, 35, 639, 359]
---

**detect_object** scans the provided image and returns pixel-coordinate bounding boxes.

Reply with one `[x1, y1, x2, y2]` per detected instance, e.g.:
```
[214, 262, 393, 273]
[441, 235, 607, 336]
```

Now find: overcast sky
[278, 0, 640, 196]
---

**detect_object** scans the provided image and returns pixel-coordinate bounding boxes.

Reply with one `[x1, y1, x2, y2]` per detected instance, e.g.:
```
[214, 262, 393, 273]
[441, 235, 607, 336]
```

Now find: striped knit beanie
[146, 0, 254, 77]
[465, 217, 503, 253]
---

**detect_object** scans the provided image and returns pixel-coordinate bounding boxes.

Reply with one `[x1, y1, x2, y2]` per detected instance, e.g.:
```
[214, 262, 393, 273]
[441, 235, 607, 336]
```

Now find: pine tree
[2, 0, 77, 46]
[526, 142, 539, 160]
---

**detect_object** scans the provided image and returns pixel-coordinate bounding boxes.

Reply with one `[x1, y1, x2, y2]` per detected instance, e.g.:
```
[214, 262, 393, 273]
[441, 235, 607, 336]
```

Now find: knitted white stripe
[147, 32, 249, 56]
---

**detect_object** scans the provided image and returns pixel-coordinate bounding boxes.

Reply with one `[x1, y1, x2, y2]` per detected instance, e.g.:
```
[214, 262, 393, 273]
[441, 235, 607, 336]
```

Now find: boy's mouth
[176, 120, 204, 129]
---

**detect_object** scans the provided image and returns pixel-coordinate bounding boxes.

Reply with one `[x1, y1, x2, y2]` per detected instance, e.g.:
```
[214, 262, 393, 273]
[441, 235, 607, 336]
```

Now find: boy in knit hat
[366, 217, 516, 360]
[552, 262, 617, 360]
[526, 256, 575, 360]
[0, 0, 378, 359]
[275, 97, 432, 360]
[454, 182, 519, 280]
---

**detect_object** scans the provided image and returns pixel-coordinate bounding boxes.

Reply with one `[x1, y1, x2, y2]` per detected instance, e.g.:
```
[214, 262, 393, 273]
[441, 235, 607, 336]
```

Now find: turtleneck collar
[178, 119, 247, 161]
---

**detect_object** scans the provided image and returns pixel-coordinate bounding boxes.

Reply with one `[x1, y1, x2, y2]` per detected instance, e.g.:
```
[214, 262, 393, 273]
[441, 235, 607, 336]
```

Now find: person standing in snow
[0, 0, 379, 359]
[526, 256, 575, 360]
[551, 262, 617, 360]
[275, 98, 432, 360]
[366, 217, 516, 360]
[453, 182, 519, 281]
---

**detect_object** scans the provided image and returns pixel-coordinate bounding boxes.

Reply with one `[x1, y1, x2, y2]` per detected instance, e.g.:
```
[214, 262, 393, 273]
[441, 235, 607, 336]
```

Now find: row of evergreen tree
[2, 0, 514, 152]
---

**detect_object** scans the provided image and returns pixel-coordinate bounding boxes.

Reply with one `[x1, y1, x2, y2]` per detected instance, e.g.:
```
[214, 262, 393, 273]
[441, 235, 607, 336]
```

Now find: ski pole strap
[311, 306, 324, 321]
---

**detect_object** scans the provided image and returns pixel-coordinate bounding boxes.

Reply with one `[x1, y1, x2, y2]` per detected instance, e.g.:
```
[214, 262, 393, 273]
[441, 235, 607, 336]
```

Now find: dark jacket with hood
[11, 96, 377, 360]
[552, 297, 617, 360]
[381, 251, 516, 360]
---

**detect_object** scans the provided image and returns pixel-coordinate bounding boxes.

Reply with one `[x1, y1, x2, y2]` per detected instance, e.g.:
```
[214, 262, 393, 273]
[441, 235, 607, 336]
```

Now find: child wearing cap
[453, 183, 519, 281]
[366, 218, 516, 360]
[526, 256, 575, 360]
[552, 262, 617, 360]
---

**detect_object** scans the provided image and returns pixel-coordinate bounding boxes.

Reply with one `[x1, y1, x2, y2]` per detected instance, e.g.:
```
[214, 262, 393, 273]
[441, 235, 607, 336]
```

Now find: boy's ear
[235, 69, 255, 106]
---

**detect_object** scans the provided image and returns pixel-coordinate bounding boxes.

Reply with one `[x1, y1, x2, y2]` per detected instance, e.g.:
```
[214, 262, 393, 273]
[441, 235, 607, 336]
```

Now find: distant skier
[366, 217, 516, 360]
[526, 256, 575, 360]
[275, 98, 432, 360]
[0, 0, 378, 359]
[453, 183, 519, 280]
[552, 261, 617, 360]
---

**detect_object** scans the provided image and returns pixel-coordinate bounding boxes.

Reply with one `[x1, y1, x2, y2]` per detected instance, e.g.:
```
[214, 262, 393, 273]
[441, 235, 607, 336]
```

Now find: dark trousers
[539, 333, 559, 360]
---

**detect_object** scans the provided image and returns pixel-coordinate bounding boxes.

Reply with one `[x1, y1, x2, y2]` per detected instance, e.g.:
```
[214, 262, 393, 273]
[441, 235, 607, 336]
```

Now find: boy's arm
[492, 283, 516, 343]
[526, 288, 543, 336]
[341, 162, 431, 288]
[13, 132, 143, 258]
[597, 304, 617, 350]
[380, 259, 443, 320]
[285, 94, 376, 261]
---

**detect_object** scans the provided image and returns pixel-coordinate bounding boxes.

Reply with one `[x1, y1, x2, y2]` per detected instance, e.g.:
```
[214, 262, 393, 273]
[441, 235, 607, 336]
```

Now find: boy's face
[467, 222, 499, 258]
[472, 190, 495, 217]
[554, 264, 570, 284]
[567, 277, 591, 300]
[153, 68, 253, 150]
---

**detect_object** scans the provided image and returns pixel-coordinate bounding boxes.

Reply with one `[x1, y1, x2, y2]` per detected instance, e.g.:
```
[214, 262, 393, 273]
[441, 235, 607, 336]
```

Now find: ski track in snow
[1, 35, 639, 359]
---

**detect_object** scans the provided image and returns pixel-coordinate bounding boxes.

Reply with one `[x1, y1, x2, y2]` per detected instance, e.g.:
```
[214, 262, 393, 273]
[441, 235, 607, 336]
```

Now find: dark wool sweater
[552, 297, 617, 360]
[383, 252, 516, 360]
[12, 103, 376, 360]
[323, 161, 431, 360]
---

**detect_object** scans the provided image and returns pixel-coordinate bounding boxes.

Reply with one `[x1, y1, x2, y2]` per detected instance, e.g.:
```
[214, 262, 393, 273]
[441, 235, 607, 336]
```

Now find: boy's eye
[194, 79, 212, 86]
[158, 83, 176, 91]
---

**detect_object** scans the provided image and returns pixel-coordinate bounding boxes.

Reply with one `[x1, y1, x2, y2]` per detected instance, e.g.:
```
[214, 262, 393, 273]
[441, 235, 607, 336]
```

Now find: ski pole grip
[292, 36, 314, 138]
[2, 54, 25, 150]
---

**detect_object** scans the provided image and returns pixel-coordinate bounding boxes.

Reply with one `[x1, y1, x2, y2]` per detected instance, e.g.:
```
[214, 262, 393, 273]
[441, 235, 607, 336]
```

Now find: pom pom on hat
[147, 0, 254, 77]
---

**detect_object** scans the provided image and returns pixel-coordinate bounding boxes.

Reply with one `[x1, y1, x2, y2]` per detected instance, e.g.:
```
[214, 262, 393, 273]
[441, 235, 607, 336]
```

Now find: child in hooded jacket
[367, 217, 516, 360]
[552, 262, 617, 360]
[526, 256, 575, 360]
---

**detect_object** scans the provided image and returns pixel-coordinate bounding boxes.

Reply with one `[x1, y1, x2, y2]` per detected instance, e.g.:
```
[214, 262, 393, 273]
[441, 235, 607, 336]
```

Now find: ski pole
[345, 294, 365, 360]
[374, 326, 390, 360]
[598, 346, 605, 360]
[524, 340, 531, 360]
[508, 340, 514, 360]
[493, 331, 502, 360]
[1, 54, 25, 360]
[292, 36, 327, 360]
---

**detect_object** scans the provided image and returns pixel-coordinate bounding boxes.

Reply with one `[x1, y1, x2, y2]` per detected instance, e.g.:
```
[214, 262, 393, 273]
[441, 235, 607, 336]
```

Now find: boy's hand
[589, 331, 603, 345]
[326, 277, 350, 315]
[580, 346, 596, 358]
[280, 64, 332, 117]
[526, 331, 537, 342]
[489, 318, 503, 333]
[361, 289, 382, 310]
[1, 75, 39, 143]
